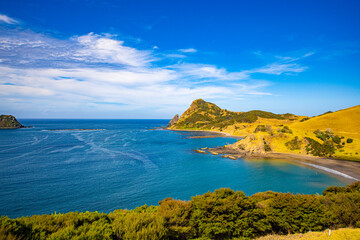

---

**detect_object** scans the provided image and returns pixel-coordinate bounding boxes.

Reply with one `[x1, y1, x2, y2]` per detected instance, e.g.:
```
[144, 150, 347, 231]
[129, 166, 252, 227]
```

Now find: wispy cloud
[251, 63, 307, 75]
[73, 33, 155, 67]
[275, 51, 315, 63]
[178, 48, 197, 53]
[0, 14, 19, 24]
[0, 24, 311, 117]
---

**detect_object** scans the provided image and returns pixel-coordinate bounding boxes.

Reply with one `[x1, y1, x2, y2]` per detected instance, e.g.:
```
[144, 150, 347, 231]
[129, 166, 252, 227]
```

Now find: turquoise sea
[0, 119, 346, 218]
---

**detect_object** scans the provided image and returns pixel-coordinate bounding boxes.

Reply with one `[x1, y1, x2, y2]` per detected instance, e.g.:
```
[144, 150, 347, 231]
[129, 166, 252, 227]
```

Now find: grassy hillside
[0, 115, 24, 129]
[170, 99, 360, 161]
[171, 99, 299, 131]
[1, 181, 360, 239]
[257, 228, 360, 240]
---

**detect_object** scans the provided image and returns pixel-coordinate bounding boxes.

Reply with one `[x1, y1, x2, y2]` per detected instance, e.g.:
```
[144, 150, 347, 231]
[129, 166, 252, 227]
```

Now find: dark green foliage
[347, 138, 353, 143]
[264, 144, 272, 152]
[318, 111, 333, 116]
[278, 126, 292, 134]
[331, 135, 341, 144]
[0, 115, 24, 129]
[267, 194, 329, 234]
[300, 117, 310, 122]
[175, 100, 287, 129]
[254, 125, 267, 133]
[314, 129, 341, 147]
[285, 136, 302, 150]
[314, 129, 331, 141]
[2, 182, 360, 239]
[305, 137, 335, 157]
[312, 130, 343, 152]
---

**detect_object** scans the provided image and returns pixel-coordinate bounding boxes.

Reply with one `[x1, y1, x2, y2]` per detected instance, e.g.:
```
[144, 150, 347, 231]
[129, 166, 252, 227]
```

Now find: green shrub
[279, 126, 292, 134]
[314, 129, 331, 141]
[332, 135, 341, 144]
[347, 138, 353, 143]
[2, 182, 360, 239]
[264, 144, 272, 152]
[285, 136, 301, 150]
[254, 125, 267, 133]
[300, 117, 310, 122]
[305, 137, 335, 157]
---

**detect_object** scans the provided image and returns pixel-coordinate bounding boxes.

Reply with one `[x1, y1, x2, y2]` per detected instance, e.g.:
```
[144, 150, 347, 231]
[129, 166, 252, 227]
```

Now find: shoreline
[165, 127, 239, 138]
[260, 152, 360, 183]
[166, 128, 360, 183]
[208, 148, 360, 183]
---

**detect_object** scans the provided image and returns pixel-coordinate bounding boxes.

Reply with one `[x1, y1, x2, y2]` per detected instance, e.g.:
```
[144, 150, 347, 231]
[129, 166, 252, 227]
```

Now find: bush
[347, 138, 353, 144]
[279, 126, 292, 134]
[285, 136, 302, 150]
[264, 144, 272, 152]
[254, 125, 267, 133]
[300, 117, 310, 122]
[2, 182, 360, 239]
[314, 129, 331, 141]
[332, 135, 341, 144]
[305, 137, 335, 157]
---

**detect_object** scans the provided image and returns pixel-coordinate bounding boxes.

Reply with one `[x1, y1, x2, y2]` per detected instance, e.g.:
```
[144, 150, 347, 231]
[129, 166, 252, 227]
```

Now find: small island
[0, 115, 25, 129]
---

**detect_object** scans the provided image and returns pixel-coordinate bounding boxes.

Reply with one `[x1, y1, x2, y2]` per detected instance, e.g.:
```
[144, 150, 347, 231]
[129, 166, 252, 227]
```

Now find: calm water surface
[0, 119, 346, 218]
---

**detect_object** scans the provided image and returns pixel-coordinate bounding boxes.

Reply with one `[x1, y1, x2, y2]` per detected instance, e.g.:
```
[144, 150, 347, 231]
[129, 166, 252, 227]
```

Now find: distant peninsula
[0, 115, 25, 129]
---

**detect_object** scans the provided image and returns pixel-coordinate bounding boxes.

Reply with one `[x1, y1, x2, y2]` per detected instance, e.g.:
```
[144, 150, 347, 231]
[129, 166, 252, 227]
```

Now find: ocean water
[0, 119, 346, 218]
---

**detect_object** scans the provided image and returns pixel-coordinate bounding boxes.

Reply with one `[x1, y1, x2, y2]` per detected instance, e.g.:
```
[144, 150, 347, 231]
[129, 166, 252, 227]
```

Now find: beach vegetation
[300, 117, 310, 122]
[285, 136, 302, 150]
[254, 125, 267, 133]
[278, 126, 292, 134]
[305, 137, 335, 157]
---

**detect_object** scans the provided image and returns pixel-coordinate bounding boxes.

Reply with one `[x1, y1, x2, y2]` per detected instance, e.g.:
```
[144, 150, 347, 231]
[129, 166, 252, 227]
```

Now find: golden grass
[173, 102, 360, 161]
[255, 228, 360, 240]
[231, 106, 360, 161]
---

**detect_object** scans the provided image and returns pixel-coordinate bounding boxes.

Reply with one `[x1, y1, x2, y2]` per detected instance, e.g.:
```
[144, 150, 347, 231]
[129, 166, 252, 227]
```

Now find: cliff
[167, 114, 179, 127]
[0, 115, 24, 129]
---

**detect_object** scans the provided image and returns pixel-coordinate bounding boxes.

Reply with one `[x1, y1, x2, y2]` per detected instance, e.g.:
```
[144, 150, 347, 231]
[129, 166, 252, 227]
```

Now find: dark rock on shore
[0, 115, 24, 129]
[167, 114, 179, 127]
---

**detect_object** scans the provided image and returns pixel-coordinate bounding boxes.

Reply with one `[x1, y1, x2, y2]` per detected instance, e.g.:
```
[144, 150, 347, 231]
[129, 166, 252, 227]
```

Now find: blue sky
[0, 0, 359, 118]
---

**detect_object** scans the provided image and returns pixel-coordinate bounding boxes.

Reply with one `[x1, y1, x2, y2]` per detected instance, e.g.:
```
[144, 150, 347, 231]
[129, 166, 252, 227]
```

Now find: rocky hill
[170, 99, 299, 131]
[0, 115, 24, 129]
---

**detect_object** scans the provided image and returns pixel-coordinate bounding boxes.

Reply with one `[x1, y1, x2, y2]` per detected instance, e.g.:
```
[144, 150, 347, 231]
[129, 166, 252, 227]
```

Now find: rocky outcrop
[167, 114, 179, 127]
[0, 115, 24, 129]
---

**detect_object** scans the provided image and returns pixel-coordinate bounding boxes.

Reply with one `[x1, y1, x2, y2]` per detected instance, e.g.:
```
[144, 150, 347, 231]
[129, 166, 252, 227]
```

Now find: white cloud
[178, 48, 197, 53]
[73, 33, 154, 67]
[0, 14, 18, 24]
[170, 63, 249, 82]
[0, 26, 311, 117]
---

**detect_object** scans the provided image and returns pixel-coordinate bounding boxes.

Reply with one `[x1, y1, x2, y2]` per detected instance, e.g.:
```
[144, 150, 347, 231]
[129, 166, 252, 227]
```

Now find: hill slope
[170, 99, 360, 161]
[171, 99, 299, 131]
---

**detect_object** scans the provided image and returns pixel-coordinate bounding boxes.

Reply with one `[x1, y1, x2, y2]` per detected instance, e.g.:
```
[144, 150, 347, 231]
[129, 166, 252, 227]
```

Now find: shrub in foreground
[1, 181, 360, 239]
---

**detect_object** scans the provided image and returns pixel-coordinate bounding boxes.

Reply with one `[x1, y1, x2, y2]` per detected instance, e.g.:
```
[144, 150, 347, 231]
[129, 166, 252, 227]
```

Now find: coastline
[165, 127, 238, 138]
[166, 128, 360, 184]
[259, 152, 360, 183]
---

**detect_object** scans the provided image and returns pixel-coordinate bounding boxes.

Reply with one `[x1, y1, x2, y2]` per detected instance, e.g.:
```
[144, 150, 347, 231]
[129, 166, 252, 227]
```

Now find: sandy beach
[265, 152, 360, 183]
